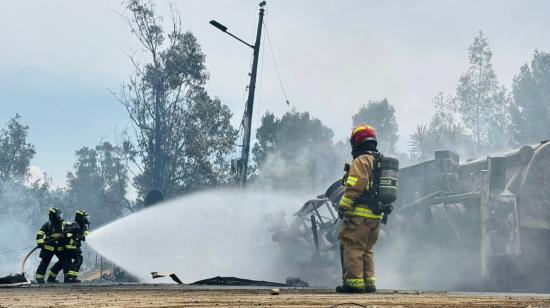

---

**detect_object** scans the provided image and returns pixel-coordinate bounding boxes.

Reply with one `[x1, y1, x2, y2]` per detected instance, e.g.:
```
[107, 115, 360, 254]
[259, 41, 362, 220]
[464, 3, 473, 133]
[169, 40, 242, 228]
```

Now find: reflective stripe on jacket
[339, 153, 383, 219]
[36, 221, 65, 250]
[62, 222, 86, 250]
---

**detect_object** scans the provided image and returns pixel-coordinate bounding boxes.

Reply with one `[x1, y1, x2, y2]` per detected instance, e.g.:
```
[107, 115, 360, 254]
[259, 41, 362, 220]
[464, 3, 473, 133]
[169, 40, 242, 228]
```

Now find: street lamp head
[209, 20, 227, 32]
[259, 1, 266, 8]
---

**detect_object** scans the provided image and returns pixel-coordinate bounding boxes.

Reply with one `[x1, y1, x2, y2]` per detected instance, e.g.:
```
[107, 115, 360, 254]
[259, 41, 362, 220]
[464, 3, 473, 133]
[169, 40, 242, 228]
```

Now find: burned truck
[272, 141, 550, 292]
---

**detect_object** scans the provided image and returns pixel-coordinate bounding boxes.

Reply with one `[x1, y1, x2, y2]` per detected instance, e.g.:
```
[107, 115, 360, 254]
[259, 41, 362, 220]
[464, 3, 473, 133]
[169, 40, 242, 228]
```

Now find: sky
[0, 0, 549, 187]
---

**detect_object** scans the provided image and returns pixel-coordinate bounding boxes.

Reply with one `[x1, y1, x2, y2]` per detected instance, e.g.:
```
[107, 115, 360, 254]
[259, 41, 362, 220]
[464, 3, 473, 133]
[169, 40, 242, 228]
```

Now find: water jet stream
[87, 189, 301, 283]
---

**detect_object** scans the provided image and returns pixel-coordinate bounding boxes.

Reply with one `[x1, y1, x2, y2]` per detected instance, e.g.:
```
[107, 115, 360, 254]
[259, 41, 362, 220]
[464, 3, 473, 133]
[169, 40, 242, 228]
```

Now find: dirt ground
[1, 284, 550, 307]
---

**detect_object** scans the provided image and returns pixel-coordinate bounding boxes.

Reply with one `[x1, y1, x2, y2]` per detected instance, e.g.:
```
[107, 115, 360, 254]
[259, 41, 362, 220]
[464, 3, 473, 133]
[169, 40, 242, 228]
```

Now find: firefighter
[49, 210, 90, 283]
[35, 208, 66, 284]
[336, 124, 383, 294]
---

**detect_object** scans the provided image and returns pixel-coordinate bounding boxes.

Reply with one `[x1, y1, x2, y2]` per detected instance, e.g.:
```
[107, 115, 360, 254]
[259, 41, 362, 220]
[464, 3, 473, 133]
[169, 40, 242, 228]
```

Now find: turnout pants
[35, 249, 62, 281]
[50, 250, 82, 280]
[338, 216, 381, 289]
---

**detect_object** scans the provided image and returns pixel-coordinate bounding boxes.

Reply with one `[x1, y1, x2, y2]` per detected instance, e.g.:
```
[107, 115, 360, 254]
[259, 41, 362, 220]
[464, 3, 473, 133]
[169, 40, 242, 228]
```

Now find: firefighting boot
[364, 277, 376, 293]
[47, 271, 59, 283]
[365, 284, 376, 293]
[35, 273, 45, 284]
[335, 285, 366, 294]
[64, 277, 81, 283]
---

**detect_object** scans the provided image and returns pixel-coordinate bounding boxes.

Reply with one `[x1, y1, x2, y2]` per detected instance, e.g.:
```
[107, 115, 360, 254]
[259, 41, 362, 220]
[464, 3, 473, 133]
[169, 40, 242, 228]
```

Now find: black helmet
[74, 209, 89, 227]
[48, 208, 63, 224]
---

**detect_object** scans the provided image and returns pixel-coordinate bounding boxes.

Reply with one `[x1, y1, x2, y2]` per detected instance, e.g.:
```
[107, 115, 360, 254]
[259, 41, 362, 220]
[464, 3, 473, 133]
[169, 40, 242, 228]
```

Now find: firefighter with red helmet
[336, 124, 383, 293]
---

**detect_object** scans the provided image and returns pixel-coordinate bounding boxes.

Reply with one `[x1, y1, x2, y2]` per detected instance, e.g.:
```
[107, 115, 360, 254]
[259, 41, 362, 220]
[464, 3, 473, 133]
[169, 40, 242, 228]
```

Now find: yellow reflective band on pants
[37, 231, 46, 236]
[365, 276, 376, 285]
[43, 245, 55, 251]
[36, 239, 45, 245]
[48, 271, 57, 278]
[35, 274, 45, 279]
[65, 245, 77, 250]
[344, 278, 365, 289]
[51, 233, 62, 238]
[68, 271, 78, 277]
[345, 206, 383, 219]
[346, 176, 358, 187]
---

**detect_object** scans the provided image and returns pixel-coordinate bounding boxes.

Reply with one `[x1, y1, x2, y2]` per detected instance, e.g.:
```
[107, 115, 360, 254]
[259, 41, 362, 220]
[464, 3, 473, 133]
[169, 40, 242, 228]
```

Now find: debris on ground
[150, 272, 184, 284]
[191, 276, 287, 287]
[0, 274, 30, 287]
[149, 273, 306, 287]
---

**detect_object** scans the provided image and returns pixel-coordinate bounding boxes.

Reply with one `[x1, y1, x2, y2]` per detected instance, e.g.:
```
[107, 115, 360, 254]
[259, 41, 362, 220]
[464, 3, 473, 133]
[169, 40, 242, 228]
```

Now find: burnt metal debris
[192, 276, 287, 287]
[0, 274, 30, 287]
[273, 141, 550, 292]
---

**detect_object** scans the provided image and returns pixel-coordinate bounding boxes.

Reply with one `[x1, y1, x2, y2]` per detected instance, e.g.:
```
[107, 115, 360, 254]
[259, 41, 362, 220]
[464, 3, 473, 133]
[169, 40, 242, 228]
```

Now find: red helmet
[350, 124, 377, 148]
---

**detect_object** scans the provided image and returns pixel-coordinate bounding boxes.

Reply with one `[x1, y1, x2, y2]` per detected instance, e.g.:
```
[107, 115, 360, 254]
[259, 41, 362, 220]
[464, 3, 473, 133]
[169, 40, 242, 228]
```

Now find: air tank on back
[378, 155, 399, 205]
[324, 155, 399, 206]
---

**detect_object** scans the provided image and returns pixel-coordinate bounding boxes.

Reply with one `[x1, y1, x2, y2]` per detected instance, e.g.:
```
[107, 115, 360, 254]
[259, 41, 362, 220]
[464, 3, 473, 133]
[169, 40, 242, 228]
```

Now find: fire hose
[21, 237, 62, 276]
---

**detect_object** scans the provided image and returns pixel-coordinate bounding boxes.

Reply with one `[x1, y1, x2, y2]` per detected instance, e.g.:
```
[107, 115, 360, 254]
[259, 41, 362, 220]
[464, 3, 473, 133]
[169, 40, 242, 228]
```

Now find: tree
[0, 114, 35, 182]
[408, 93, 474, 162]
[509, 50, 550, 145]
[115, 0, 237, 197]
[352, 99, 399, 154]
[252, 109, 343, 191]
[456, 31, 509, 152]
[66, 142, 129, 226]
[167, 94, 238, 193]
[0, 117, 55, 271]
[408, 124, 434, 162]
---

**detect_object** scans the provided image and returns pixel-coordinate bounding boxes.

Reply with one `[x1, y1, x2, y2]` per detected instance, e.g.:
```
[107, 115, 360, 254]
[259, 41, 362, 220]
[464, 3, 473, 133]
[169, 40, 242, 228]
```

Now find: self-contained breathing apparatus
[343, 152, 399, 224]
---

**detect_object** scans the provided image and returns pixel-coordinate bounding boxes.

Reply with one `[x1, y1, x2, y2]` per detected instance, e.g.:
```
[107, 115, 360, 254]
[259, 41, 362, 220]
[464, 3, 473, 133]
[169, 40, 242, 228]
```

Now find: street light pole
[210, 1, 266, 188]
[240, 3, 265, 187]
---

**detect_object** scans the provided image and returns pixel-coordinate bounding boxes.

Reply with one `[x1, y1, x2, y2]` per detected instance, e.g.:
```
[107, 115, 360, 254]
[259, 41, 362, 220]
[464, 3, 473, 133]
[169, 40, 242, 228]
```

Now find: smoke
[249, 142, 349, 196]
[87, 189, 304, 283]
[0, 181, 45, 275]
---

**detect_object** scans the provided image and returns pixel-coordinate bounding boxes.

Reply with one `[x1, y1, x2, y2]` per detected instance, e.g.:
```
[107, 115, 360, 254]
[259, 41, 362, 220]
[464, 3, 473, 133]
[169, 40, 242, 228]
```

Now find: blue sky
[0, 0, 549, 187]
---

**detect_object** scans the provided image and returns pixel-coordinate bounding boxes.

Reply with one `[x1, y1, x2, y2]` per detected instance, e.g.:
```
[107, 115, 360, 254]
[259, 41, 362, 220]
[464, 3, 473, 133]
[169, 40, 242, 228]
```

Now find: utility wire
[263, 20, 291, 108]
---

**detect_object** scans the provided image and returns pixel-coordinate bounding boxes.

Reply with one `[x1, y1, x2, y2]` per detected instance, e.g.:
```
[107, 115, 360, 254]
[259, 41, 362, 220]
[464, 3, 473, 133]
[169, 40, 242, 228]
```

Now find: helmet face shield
[49, 208, 63, 224]
[80, 216, 90, 226]
[75, 210, 89, 227]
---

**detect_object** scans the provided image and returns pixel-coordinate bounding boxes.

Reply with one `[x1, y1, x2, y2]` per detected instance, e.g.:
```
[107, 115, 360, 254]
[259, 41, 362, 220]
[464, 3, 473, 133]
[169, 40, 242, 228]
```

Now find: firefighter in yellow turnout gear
[336, 124, 383, 294]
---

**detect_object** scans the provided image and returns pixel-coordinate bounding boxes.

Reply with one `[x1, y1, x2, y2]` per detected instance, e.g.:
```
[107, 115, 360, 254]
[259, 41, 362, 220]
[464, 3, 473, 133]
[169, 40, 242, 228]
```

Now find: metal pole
[239, 3, 265, 187]
[311, 215, 320, 255]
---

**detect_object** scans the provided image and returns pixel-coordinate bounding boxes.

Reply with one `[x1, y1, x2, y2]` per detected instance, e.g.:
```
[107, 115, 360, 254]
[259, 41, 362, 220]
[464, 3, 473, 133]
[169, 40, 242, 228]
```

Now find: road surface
[1, 284, 550, 307]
